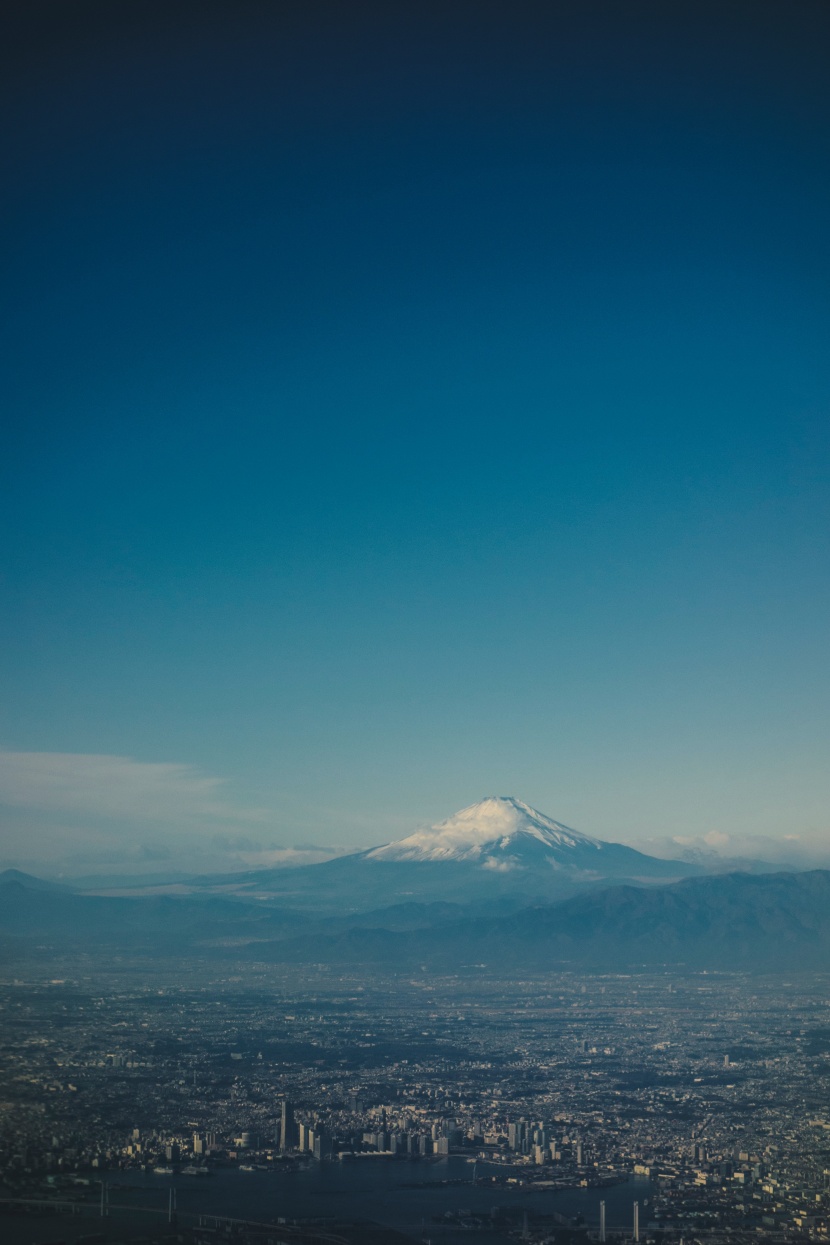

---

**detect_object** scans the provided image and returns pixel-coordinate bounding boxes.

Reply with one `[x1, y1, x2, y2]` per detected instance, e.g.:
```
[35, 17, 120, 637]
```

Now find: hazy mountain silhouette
[253, 869, 830, 971]
[0, 868, 74, 892]
[3, 864, 830, 971]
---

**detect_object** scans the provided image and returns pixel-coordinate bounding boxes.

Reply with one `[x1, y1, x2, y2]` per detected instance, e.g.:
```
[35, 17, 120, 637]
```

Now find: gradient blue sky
[2, 1, 829, 873]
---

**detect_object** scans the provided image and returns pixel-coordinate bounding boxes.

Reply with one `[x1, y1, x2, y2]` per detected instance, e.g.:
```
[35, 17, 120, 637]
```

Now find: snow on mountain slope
[366, 796, 603, 864]
[172, 797, 697, 909]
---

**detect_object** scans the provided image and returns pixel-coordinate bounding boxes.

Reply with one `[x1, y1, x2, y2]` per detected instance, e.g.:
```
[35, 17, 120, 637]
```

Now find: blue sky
[1, 2, 829, 873]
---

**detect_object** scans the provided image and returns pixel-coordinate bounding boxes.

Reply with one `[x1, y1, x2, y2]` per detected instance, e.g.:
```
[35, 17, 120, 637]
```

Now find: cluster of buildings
[2, 960, 830, 1241]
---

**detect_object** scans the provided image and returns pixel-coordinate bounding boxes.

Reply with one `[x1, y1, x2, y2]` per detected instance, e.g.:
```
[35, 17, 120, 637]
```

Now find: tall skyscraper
[599, 1199, 606, 1243]
[312, 1125, 329, 1160]
[633, 1201, 640, 1242]
[280, 1100, 295, 1151]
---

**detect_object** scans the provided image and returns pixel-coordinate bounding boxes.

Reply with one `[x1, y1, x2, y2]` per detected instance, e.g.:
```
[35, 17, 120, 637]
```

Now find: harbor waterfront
[35, 1161, 652, 1236]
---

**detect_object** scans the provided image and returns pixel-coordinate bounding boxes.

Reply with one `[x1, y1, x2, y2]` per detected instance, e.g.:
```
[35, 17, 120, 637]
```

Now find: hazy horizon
[2, 768, 829, 880]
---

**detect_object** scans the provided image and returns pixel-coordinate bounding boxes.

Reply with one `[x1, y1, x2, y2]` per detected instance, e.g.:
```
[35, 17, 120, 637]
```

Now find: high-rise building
[312, 1126, 329, 1161]
[633, 1201, 640, 1242]
[599, 1199, 606, 1243]
[280, 1100, 296, 1151]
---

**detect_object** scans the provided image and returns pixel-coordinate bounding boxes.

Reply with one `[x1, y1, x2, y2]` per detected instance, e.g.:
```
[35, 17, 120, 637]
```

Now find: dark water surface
[110, 1161, 652, 1235]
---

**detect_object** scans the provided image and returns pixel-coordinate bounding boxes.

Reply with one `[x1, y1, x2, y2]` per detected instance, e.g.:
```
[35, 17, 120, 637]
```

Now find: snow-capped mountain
[184, 796, 699, 910]
[366, 796, 601, 866]
[362, 795, 689, 881]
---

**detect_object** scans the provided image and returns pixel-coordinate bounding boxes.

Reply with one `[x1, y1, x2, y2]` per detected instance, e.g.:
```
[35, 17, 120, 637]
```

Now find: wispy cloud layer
[0, 749, 268, 823]
[0, 749, 342, 876]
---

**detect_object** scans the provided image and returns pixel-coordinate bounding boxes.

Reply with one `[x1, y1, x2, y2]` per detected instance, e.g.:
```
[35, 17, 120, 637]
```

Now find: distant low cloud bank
[624, 828, 830, 871]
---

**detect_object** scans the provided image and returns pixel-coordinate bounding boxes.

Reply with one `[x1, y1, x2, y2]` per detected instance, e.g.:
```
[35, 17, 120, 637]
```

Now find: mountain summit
[366, 796, 601, 865]
[363, 795, 688, 883]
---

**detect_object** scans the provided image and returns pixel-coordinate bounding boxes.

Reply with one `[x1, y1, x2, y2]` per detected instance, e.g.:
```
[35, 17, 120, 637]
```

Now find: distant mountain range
[293, 869, 830, 972]
[4, 797, 823, 971]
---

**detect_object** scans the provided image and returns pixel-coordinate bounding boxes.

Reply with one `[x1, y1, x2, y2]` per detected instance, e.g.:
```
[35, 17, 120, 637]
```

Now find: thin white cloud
[0, 749, 268, 824]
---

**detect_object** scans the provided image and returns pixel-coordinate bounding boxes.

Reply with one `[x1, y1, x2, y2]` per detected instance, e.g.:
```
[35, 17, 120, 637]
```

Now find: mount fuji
[203, 796, 698, 910]
[367, 796, 629, 869]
